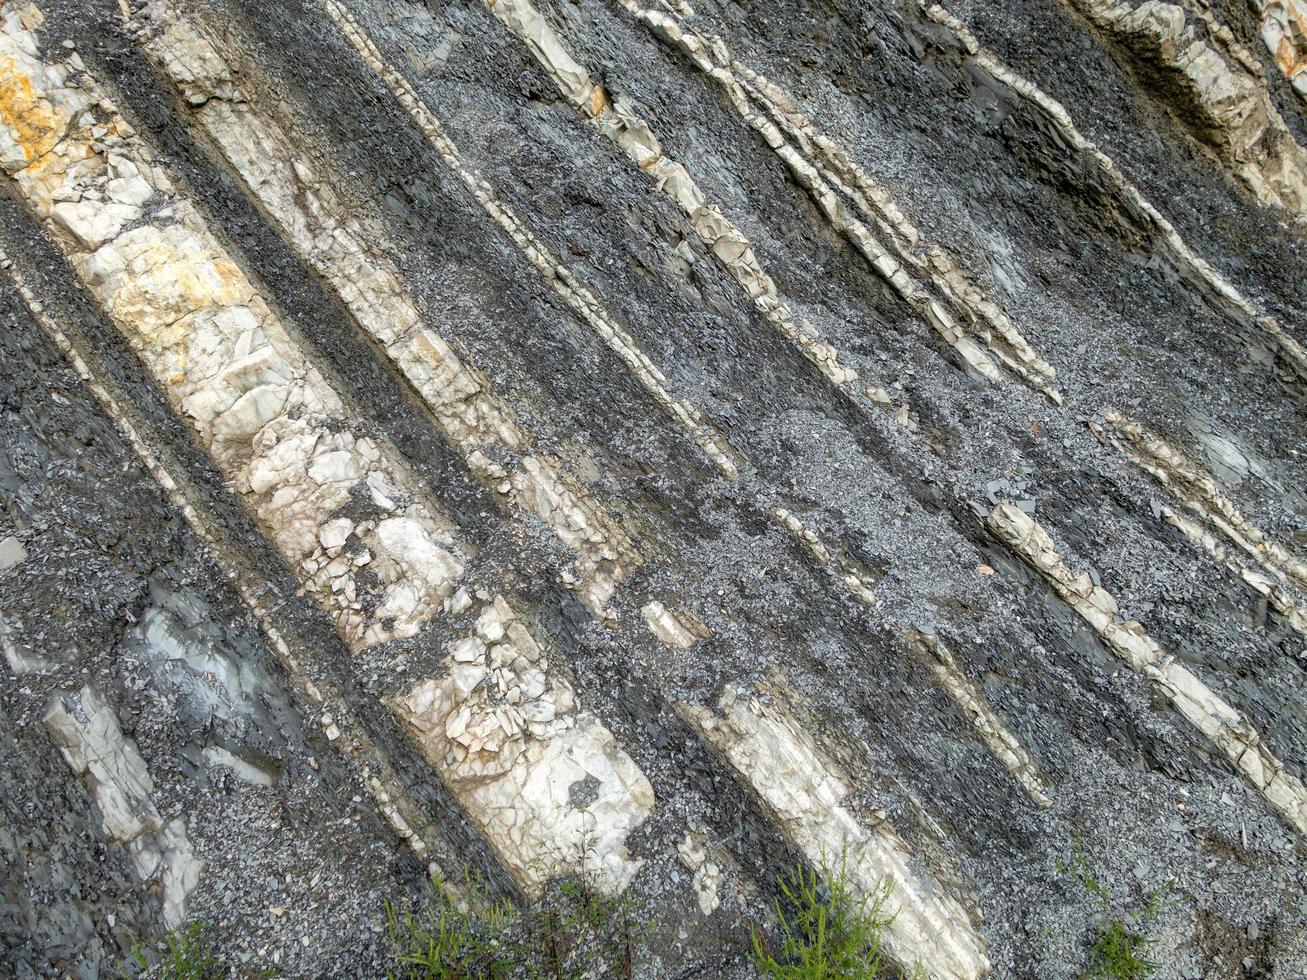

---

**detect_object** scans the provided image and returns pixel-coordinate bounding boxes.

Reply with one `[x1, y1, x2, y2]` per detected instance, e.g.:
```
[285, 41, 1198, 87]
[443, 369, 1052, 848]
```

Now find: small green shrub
[123, 922, 222, 979]
[1085, 919, 1156, 980]
[386, 885, 520, 979]
[386, 873, 647, 979]
[1058, 834, 1159, 980]
[749, 852, 893, 979]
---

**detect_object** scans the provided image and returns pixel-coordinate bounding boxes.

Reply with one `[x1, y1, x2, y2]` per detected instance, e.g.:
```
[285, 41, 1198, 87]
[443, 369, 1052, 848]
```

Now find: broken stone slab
[641, 601, 699, 648]
[43, 686, 202, 928]
[676, 831, 724, 915]
[391, 597, 655, 896]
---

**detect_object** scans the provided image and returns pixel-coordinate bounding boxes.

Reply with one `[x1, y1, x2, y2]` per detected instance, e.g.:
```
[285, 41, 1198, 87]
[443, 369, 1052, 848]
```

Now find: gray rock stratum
[1, 0, 1305, 976]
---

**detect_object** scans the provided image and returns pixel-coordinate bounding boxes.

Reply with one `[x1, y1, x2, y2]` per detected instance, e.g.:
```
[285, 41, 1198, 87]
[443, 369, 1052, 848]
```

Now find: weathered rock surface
[2, 0, 1306, 976]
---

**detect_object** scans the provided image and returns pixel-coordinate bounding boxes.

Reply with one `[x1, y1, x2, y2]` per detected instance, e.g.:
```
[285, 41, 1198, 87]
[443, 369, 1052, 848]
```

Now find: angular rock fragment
[43, 687, 202, 928]
[1255, 0, 1307, 99]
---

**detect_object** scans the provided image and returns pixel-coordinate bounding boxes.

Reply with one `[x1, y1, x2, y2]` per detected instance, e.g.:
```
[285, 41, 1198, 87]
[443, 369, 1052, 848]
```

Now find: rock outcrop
[2, 0, 1305, 975]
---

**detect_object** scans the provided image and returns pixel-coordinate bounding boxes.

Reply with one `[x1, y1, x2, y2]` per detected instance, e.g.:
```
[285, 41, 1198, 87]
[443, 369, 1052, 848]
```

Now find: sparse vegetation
[1057, 835, 1162, 980]
[122, 922, 222, 979]
[749, 852, 894, 979]
[1085, 919, 1156, 980]
[385, 873, 647, 979]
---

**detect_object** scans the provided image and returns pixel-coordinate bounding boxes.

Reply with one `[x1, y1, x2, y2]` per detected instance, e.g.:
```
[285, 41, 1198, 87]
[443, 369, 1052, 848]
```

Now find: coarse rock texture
[1255, 0, 1307, 99]
[2, 0, 1306, 976]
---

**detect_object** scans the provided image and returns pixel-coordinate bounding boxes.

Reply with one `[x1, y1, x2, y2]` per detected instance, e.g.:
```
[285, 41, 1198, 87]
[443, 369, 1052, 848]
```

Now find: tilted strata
[0, 239, 462, 881]
[925, 3, 1307, 393]
[0, 2, 464, 651]
[909, 632, 1054, 809]
[1093, 409, 1307, 636]
[314, 0, 739, 480]
[133, 0, 640, 618]
[771, 506, 1051, 808]
[130, 0, 1057, 901]
[1068, 0, 1307, 220]
[0, 3, 653, 896]
[681, 680, 990, 980]
[610, 0, 1062, 402]
[987, 502, 1307, 835]
[482, 0, 859, 393]
[1096, 409, 1307, 592]
[2, 0, 1305, 973]
[43, 687, 202, 928]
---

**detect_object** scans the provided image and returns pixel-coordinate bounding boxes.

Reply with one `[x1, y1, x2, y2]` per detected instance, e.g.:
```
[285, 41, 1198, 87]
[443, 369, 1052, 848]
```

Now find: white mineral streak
[770, 506, 1049, 805]
[769, 506, 879, 607]
[987, 503, 1307, 834]
[1099, 411, 1307, 591]
[44, 687, 202, 927]
[0, 5, 463, 650]
[392, 598, 656, 895]
[315, 0, 737, 479]
[604, 0, 1059, 401]
[926, 4, 1307, 390]
[911, 633, 1053, 807]
[676, 831, 724, 915]
[1094, 410, 1307, 635]
[485, 0, 859, 393]
[1, 9, 653, 891]
[681, 684, 990, 979]
[1070, 0, 1307, 218]
[641, 601, 698, 648]
[1255, 0, 1307, 99]
[136, 4, 638, 617]
[0, 244, 452, 878]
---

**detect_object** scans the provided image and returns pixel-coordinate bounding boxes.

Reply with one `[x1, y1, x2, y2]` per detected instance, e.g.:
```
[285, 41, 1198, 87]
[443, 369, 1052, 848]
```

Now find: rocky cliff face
[1, 0, 1304, 976]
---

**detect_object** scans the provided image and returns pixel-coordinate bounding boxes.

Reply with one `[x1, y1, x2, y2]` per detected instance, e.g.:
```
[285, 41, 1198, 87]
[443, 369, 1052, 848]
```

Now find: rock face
[1, 0, 1305, 976]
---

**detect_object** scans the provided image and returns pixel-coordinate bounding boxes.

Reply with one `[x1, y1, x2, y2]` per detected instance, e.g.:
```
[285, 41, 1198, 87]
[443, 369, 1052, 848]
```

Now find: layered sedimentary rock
[3, 0, 1306, 975]
[0, 3, 465, 650]
[392, 597, 655, 894]
[682, 681, 990, 980]
[136, 0, 641, 617]
[0, 0, 652, 902]
[988, 502, 1307, 835]
[1069, 0, 1307, 219]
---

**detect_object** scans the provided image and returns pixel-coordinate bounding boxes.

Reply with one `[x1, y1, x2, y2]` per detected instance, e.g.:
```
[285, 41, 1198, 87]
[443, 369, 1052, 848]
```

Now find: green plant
[385, 871, 648, 979]
[123, 922, 222, 979]
[749, 851, 893, 979]
[1058, 834, 1160, 980]
[386, 881, 521, 979]
[1085, 919, 1156, 980]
